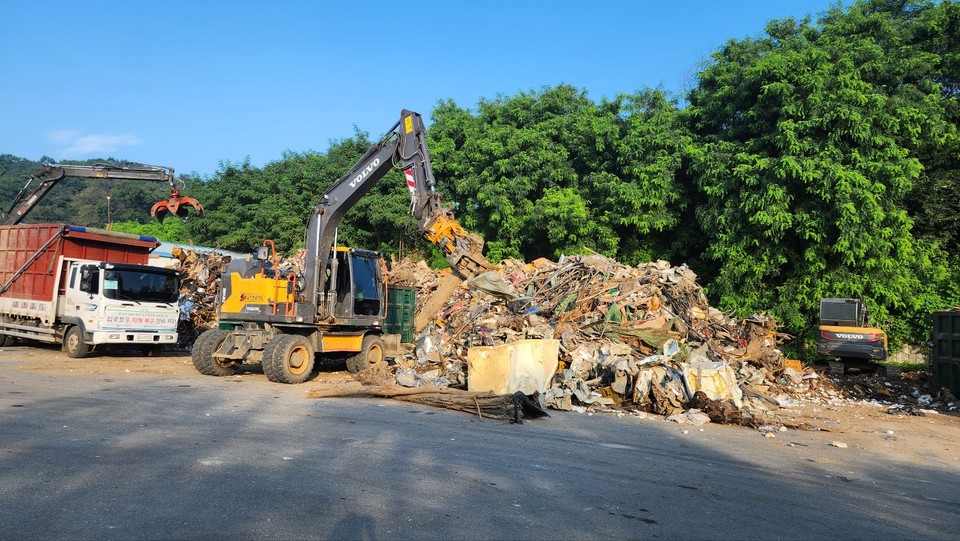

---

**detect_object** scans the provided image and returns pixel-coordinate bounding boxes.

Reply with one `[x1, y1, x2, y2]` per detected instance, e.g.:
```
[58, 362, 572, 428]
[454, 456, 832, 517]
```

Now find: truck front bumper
[91, 331, 177, 345]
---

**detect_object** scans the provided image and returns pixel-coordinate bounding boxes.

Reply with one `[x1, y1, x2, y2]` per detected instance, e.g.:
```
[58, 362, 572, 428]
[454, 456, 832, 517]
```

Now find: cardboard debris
[467, 339, 560, 395]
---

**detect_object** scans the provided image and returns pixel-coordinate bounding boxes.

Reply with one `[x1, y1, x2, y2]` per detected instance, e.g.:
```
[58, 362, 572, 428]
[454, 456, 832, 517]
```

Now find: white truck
[0, 224, 180, 357]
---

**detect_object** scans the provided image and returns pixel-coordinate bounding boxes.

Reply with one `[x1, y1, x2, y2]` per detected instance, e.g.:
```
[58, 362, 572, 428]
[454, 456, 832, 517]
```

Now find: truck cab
[0, 224, 181, 358]
[60, 261, 180, 356]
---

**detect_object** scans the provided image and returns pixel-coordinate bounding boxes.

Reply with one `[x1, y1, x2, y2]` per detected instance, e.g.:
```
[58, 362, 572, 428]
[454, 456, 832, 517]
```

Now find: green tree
[686, 0, 957, 346]
[429, 85, 690, 263]
[111, 218, 189, 243]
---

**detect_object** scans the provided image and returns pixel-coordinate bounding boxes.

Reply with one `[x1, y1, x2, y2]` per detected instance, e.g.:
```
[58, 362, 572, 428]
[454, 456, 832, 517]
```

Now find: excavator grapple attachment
[424, 213, 495, 276]
[151, 187, 205, 222]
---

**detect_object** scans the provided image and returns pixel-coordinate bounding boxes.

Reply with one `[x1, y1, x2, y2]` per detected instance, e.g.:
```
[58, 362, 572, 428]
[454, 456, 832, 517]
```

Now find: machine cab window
[333, 250, 382, 318]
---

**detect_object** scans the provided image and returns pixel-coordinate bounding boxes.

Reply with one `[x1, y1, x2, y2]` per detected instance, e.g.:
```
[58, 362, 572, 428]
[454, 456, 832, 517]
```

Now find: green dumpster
[932, 310, 960, 395]
[385, 286, 416, 343]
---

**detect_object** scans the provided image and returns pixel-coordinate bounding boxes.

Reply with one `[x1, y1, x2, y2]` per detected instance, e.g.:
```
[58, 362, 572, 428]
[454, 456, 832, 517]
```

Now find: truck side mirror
[79, 266, 95, 293]
[79, 265, 101, 295]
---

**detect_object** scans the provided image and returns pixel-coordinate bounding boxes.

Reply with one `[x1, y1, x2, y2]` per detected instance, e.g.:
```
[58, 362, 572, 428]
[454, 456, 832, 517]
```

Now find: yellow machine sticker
[220, 273, 293, 315]
[404, 116, 414, 133]
[323, 334, 364, 352]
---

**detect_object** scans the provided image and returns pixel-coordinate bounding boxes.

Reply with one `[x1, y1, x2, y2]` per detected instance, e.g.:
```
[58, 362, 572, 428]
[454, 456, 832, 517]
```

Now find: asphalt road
[1, 351, 958, 540]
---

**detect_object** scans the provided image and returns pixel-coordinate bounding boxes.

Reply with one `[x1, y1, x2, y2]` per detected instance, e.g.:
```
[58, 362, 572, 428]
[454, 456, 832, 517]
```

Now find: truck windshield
[102, 269, 179, 303]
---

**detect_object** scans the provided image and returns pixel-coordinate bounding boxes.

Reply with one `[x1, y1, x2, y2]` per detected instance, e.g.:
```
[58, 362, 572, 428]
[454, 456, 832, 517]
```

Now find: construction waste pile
[170, 245, 955, 424]
[388, 254, 825, 426]
[838, 370, 958, 415]
[170, 247, 233, 346]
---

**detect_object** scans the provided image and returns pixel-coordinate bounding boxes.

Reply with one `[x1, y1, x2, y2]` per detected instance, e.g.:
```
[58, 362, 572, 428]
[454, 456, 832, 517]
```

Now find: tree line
[2, 0, 958, 354]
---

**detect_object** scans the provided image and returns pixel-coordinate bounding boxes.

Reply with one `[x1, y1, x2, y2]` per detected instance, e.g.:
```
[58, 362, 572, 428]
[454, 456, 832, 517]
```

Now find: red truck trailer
[0, 224, 180, 357]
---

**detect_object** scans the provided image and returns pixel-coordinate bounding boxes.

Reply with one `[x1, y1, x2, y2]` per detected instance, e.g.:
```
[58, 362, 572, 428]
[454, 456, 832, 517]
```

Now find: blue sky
[1, 1, 841, 178]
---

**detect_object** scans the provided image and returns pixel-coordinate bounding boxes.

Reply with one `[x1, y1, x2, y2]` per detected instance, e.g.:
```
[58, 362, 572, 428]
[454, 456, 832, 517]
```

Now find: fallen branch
[307, 384, 514, 420]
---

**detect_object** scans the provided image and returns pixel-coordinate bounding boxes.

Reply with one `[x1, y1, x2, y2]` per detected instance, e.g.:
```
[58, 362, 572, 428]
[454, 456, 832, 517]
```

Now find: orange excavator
[1, 163, 204, 225]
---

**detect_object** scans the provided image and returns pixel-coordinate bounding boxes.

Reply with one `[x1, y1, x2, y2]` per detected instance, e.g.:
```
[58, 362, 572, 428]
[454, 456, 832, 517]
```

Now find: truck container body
[0, 224, 179, 356]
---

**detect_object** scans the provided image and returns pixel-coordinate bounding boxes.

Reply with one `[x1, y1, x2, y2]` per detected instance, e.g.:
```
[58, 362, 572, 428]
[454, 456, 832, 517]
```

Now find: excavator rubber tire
[346, 335, 386, 374]
[192, 329, 238, 377]
[262, 333, 315, 384]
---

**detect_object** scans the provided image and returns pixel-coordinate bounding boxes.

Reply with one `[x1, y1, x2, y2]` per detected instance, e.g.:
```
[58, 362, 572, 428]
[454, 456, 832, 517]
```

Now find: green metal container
[385, 286, 416, 343]
[932, 310, 960, 395]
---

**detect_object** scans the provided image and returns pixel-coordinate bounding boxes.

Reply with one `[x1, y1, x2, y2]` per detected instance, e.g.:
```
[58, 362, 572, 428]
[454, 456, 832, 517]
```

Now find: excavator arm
[301, 109, 493, 317]
[1, 163, 204, 226]
[397, 111, 492, 277]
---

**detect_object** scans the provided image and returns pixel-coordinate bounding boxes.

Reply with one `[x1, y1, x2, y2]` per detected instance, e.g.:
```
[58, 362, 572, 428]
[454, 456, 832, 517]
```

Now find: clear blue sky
[1, 0, 841, 178]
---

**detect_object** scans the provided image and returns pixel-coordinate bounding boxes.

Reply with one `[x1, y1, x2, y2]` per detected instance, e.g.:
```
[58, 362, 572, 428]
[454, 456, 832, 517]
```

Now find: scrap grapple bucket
[151, 186, 205, 222]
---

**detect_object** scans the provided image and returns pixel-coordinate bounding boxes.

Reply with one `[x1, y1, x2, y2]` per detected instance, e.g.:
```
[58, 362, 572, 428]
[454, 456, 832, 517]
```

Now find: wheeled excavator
[1, 162, 204, 225]
[191, 109, 494, 384]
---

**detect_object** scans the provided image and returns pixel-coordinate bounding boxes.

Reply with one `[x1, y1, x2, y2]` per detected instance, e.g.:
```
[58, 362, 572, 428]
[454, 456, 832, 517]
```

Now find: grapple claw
[151, 189, 204, 223]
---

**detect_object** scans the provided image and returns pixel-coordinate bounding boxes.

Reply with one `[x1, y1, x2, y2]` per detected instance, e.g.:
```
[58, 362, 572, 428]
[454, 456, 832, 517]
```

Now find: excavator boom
[301, 109, 493, 318]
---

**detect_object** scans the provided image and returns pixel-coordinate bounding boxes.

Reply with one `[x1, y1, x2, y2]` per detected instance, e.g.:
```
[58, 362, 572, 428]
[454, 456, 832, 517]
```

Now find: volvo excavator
[191, 109, 494, 383]
[1, 163, 204, 225]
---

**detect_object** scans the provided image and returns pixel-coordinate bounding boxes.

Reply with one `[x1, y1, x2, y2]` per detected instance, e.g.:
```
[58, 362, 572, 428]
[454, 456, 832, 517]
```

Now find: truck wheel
[63, 326, 90, 358]
[192, 329, 238, 377]
[263, 334, 314, 384]
[346, 335, 386, 374]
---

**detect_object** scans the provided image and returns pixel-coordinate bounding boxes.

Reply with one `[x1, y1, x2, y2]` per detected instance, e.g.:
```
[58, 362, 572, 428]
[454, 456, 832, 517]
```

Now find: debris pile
[836, 370, 958, 415]
[171, 247, 233, 346]
[394, 253, 816, 425]
[388, 256, 440, 290]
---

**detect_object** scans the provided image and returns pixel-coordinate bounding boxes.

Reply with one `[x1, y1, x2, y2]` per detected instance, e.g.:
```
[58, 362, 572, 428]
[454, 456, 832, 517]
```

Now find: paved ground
[1, 345, 958, 540]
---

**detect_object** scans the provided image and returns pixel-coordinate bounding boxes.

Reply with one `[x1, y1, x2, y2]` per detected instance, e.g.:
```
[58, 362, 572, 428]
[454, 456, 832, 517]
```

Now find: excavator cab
[150, 185, 204, 222]
[329, 248, 385, 321]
